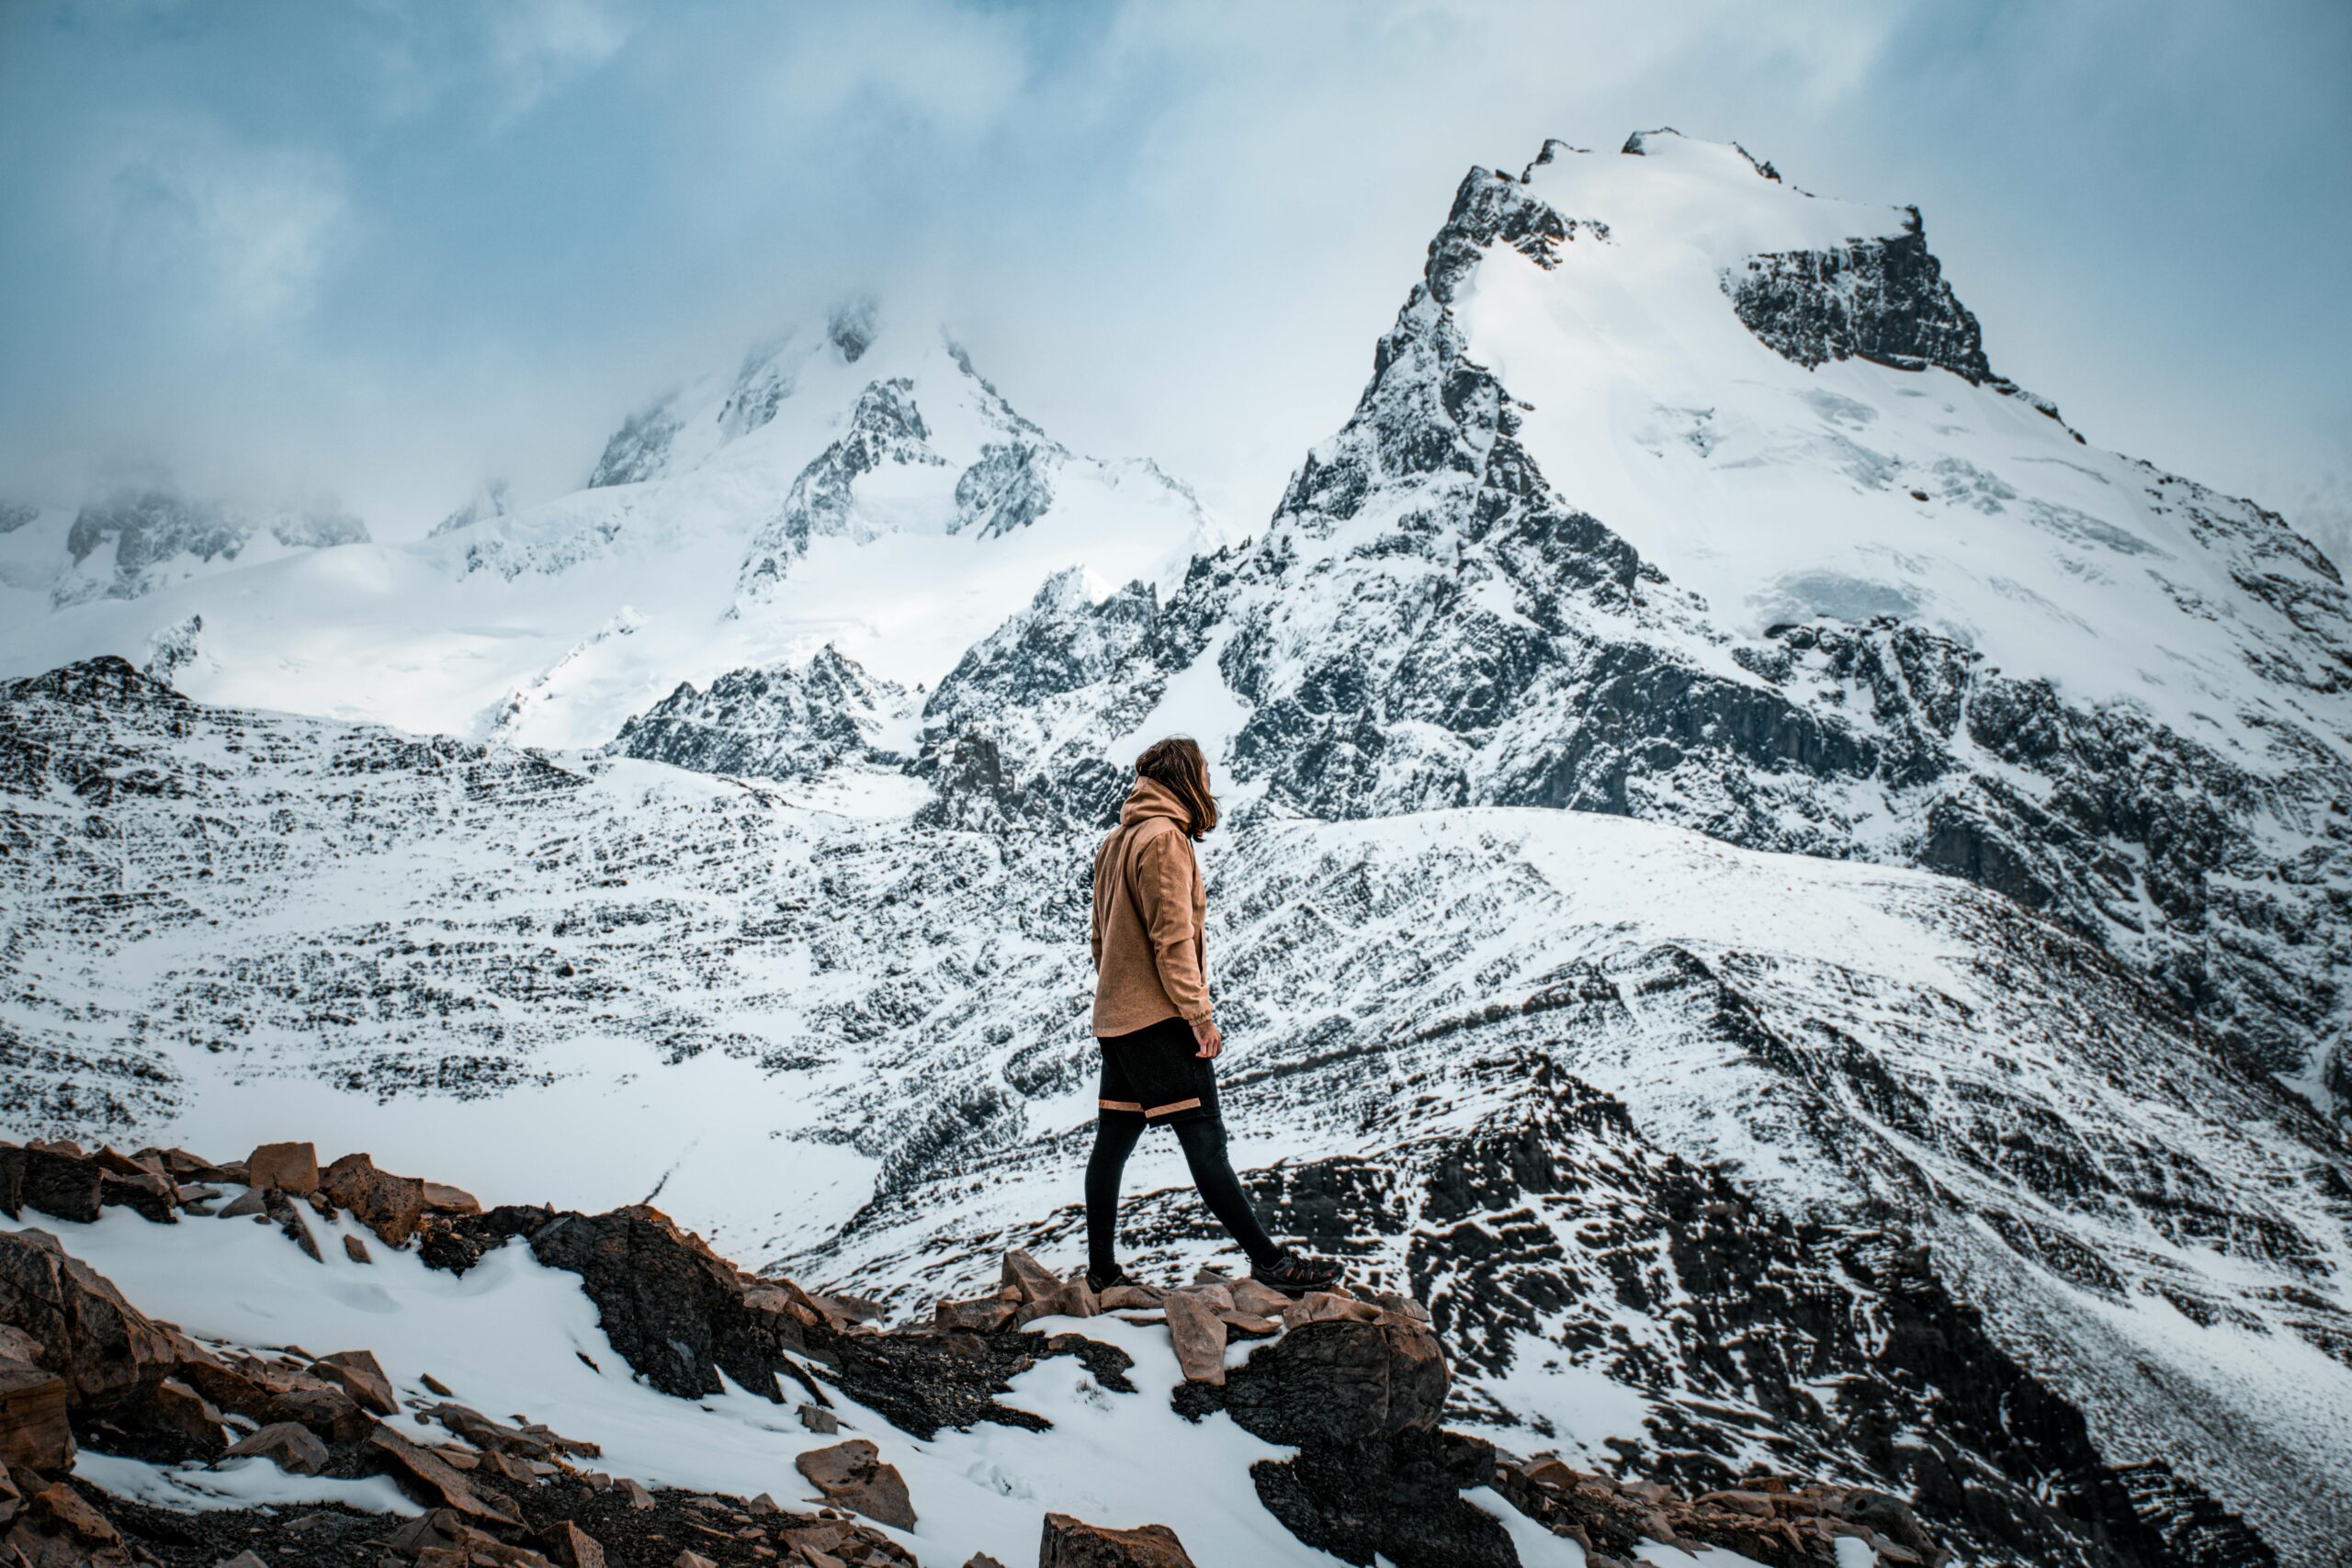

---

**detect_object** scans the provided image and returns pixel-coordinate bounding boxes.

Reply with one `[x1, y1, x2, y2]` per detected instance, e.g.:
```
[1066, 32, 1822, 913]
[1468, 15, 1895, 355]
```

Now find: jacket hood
[1119, 775, 1193, 833]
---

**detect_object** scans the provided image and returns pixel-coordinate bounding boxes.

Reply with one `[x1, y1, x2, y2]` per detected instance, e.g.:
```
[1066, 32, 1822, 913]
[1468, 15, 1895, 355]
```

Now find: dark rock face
[1220, 1319, 1447, 1446]
[1724, 223, 1999, 384]
[953, 441, 1057, 538]
[1191, 1317, 1511, 1568]
[585, 401, 685, 490]
[610, 646, 907, 782]
[429, 1204, 802, 1403]
[54, 490, 367, 604]
[1225, 1049, 2290, 1568]
[739, 378, 945, 593]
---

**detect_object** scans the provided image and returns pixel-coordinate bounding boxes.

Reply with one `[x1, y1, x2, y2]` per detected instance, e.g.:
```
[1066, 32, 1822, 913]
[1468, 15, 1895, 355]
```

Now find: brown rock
[795, 1438, 916, 1530]
[933, 1298, 1016, 1333]
[1216, 1311, 1280, 1337]
[798, 1403, 840, 1435]
[245, 1142, 319, 1195]
[366, 1424, 524, 1526]
[619, 1476, 655, 1509]
[216, 1189, 266, 1219]
[674, 1553, 717, 1568]
[321, 1152, 427, 1248]
[1367, 1290, 1432, 1323]
[344, 1233, 373, 1264]
[1176, 1281, 1233, 1313]
[7, 1481, 129, 1566]
[1280, 1291, 1379, 1329]
[963, 1557, 1008, 1568]
[1038, 1512, 1196, 1567]
[421, 1371, 455, 1396]
[1161, 1292, 1228, 1385]
[312, 1349, 399, 1416]
[423, 1180, 483, 1215]
[224, 1421, 329, 1474]
[0, 1229, 209, 1417]
[0, 1146, 103, 1225]
[127, 1374, 228, 1453]
[1099, 1283, 1165, 1310]
[1000, 1250, 1061, 1303]
[0, 1359, 72, 1471]
[1226, 1279, 1290, 1317]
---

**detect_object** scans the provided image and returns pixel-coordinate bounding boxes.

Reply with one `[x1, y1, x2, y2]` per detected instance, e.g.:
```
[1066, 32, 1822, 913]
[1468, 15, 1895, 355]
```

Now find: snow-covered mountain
[0, 303, 1219, 749]
[909, 130, 2352, 1123]
[6, 132, 2352, 1568]
[0, 489, 369, 614]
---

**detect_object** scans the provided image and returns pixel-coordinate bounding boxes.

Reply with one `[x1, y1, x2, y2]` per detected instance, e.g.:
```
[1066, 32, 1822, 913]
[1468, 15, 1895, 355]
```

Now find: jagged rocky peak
[427, 478, 513, 536]
[608, 642, 909, 781]
[19, 486, 371, 606]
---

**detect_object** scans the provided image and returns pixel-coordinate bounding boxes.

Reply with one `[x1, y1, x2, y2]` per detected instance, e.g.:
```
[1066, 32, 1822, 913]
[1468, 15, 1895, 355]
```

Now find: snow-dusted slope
[919, 133, 2352, 1118]
[0, 305, 1218, 750]
[4, 660, 2344, 1562]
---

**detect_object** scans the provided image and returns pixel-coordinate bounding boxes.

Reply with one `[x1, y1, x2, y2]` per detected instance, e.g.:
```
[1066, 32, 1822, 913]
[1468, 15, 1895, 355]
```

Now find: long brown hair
[1135, 736, 1218, 840]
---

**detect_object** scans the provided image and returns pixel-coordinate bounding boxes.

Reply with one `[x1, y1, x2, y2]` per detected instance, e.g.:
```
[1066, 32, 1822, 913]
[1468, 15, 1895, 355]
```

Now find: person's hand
[1191, 1017, 1223, 1059]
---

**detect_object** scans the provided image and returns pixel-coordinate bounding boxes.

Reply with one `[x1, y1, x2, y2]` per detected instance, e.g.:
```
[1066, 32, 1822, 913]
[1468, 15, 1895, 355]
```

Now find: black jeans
[1085, 1112, 1280, 1277]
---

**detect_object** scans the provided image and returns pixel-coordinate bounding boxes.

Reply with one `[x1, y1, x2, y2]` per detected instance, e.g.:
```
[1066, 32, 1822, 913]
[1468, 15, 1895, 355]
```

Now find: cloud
[83, 119, 350, 328]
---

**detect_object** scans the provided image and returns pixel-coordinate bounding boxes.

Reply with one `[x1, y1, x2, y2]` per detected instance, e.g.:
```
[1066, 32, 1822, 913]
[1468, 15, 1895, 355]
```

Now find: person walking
[1083, 736, 1343, 1296]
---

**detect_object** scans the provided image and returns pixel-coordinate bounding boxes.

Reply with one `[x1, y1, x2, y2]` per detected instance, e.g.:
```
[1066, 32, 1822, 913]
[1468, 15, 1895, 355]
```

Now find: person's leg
[1170, 1116, 1281, 1268]
[1085, 1114, 1146, 1280]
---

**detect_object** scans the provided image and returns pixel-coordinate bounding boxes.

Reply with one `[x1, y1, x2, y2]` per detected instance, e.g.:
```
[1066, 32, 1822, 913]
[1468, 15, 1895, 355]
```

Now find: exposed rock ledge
[0, 1135, 1959, 1567]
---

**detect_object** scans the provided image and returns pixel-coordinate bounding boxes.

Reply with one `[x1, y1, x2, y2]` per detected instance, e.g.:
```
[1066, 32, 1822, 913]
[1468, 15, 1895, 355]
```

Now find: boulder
[539, 1519, 606, 1568]
[5, 1481, 130, 1567]
[0, 1229, 207, 1416]
[343, 1234, 372, 1264]
[423, 1180, 483, 1215]
[1222, 1319, 1448, 1448]
[0, 1147, 102, 1224]
[1227, 1279, 1292, 1318]
[1161, 1292, 1228, 1385]
[1099, 1283, 1165, 1310]
[0, 1358, 72, 1470]
[798, 1403, 840, 1435]
[224, 1421, 329, 1474]
[1038, 1512, 1196, 1567]
[246, 1142, 319, 1195]
[313, 1349, 399, 1416]
[366, 1424, 524, 1526]
[124, 1373, 229, 1454]
[794, 1438, 916, 1530]
[216, 1189, 266, 1219]
[321, 1152, 427, 1247]
[934, 1297, 1017, 1333]
[1000, 1250, 1061, 1303]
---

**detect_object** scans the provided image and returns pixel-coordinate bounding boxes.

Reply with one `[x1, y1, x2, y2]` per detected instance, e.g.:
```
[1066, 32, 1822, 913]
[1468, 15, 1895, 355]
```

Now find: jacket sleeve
[1134, 825, 1213, 1023]
[1089, 837, 1109, 972]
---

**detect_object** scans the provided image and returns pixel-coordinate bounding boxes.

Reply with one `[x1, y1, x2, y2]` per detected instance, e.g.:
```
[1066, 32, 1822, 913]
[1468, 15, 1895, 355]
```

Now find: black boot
[1250, 1248, 1343, 1297]
[1086, 1266, 1135, 1293]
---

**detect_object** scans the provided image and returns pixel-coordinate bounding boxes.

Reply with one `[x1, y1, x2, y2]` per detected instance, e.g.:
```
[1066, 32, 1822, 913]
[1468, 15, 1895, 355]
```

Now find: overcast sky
[3, 0, 2346, 557]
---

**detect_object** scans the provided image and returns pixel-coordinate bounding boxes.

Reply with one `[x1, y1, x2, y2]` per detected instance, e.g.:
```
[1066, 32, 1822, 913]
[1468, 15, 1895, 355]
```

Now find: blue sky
[2, 0, 2346, 555]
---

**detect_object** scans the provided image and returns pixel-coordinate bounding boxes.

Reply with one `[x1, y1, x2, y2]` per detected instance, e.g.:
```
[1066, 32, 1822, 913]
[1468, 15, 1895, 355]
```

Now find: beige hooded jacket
[1090, 775, 1211, 1036]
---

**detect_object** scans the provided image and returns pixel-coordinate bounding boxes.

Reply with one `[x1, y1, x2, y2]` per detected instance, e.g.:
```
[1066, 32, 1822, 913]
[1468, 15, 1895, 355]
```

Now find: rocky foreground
[0, 1136, 1956, 1568]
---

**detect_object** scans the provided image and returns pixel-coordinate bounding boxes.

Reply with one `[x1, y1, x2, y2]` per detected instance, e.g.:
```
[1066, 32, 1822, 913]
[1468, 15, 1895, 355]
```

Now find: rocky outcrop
[738, 378, 946, 593]
[610, 645, 908, 782]
[53, 490, 368, 606]
[1038, 1513, 1196, 1567]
